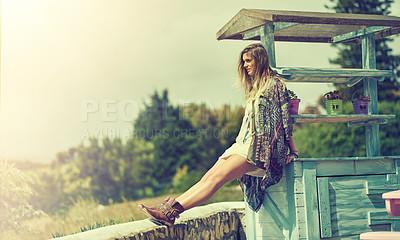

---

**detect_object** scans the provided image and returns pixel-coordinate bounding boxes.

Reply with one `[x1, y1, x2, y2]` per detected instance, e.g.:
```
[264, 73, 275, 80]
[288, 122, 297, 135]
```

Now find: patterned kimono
[238, 76, 293, 212]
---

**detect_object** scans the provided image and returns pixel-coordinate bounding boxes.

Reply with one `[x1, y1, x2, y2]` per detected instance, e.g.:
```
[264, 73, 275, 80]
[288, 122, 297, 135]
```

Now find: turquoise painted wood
[263, 192, 289, 230]
[320, 174, 400, 237]
[242, 23, 300, 41]
[274, 22, 299, 31]
[274, 67, 392, 78]
[285, 163, 297, 240]
[260, 24, 276, 67]
[302, 162, 320, 239]
[295, 156, 400, 162]
[368, 211, 400, 228]
[244, 166, 291, 239]
[243, 28, 260, 40]
[347, 76, 366, 87]
[317, 178, 332, 238]
[273, 67, 391, 85]
[362, 33, 380, 157]
[228, 13, 400, 239]
[245, 157, 400, 239]
[244, 200, 257, 238]
[347, 118, 388, 127]
[332, 26, 391, 43]
[392, 220, 400, 231]
[291, 114, 395, 124]
[396, 160, 400, 187]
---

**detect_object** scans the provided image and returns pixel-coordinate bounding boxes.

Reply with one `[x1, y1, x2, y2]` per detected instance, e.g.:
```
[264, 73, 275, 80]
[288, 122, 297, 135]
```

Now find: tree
[180, 103, 244, 171]
[325, 0, 400, 101]
[122, 137, 157, 198]
[90, 138, 125, 204]
[0, 161, 44, 235]
[134, 89, 178, 141]
[133, 89, 205, 187]
[379, 101, 400, 155]
[76, 138, 102, 179]
[133, 90, 245, 188]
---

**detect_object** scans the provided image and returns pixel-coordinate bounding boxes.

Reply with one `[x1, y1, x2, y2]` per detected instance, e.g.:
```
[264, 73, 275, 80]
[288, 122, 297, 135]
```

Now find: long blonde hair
[237, 43, 277, 101]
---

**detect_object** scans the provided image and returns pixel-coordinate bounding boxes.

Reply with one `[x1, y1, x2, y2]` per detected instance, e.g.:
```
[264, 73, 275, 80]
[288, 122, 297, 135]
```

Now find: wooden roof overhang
[216, 9, 400, 43]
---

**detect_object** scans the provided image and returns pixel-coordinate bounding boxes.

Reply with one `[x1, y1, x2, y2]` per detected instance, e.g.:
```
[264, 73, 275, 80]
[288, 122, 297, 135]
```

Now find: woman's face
[243, 53, 256, 76]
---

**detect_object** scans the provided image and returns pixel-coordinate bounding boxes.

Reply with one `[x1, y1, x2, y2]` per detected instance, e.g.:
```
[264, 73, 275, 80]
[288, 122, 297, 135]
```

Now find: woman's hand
[286, 152, 298, 164]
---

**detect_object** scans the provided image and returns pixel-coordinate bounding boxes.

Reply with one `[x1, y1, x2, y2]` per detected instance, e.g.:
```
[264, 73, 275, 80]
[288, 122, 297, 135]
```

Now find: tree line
[29, 92, 244, 214]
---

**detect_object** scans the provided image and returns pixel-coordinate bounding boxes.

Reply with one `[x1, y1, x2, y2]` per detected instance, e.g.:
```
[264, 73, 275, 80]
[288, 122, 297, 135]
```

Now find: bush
[0, 161, 45, 236]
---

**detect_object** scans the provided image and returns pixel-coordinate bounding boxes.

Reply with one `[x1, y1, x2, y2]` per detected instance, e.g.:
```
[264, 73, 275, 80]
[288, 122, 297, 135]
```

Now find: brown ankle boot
[138, 197, 185, 227]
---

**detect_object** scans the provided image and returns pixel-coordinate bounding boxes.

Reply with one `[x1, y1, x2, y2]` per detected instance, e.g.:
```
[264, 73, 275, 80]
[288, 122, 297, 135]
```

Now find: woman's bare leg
[175, 157, 227, 202]
[176, 154, 255, 210]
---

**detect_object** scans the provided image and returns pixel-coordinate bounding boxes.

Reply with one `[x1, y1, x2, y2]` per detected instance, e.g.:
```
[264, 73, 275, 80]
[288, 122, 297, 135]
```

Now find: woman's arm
[288, 135, 297, 153]
[286, 135, 298, 164]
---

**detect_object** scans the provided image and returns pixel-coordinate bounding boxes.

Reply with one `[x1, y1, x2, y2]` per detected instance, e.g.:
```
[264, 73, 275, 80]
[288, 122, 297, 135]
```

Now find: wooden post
[260, 24, 276, 67]
[362, 34, 380, 157]
[318, 177, 332, 238]
[244, 199, 257, 239]
[303, 162, 320, 239]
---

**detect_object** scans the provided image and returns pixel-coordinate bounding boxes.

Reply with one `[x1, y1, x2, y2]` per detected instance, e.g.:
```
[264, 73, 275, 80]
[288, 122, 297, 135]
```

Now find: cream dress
[219, 101, 253, 160]
[218, 100, 265, 177]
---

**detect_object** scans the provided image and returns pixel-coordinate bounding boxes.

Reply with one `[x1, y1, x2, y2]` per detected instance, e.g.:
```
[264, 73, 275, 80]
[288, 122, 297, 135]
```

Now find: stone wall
[55, 202, 246, 240]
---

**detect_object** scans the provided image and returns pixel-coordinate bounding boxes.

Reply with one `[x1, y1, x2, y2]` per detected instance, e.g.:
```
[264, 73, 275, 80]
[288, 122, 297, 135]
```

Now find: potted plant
[352, 91, 370, 115]
[288, 89, 301, 115]
[323, 90, 346, 115]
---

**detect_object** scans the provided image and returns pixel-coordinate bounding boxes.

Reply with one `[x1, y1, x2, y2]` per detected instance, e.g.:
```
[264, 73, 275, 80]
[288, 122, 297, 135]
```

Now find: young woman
[138, 43, 298, 226]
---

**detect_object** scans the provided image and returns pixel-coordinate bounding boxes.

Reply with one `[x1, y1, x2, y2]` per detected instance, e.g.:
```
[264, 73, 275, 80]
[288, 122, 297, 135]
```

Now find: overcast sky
[1, 0, 399, 163]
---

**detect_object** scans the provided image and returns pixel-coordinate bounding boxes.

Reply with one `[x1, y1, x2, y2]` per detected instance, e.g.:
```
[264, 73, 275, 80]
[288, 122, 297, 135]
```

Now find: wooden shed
[217, 9, 400, 239]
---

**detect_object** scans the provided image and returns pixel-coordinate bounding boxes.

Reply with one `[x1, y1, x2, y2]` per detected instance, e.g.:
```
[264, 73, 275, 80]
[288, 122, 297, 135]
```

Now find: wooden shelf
[294, 155, 400, 162]
[292, 114, 395, 126]
[273, 67, 392, 87]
